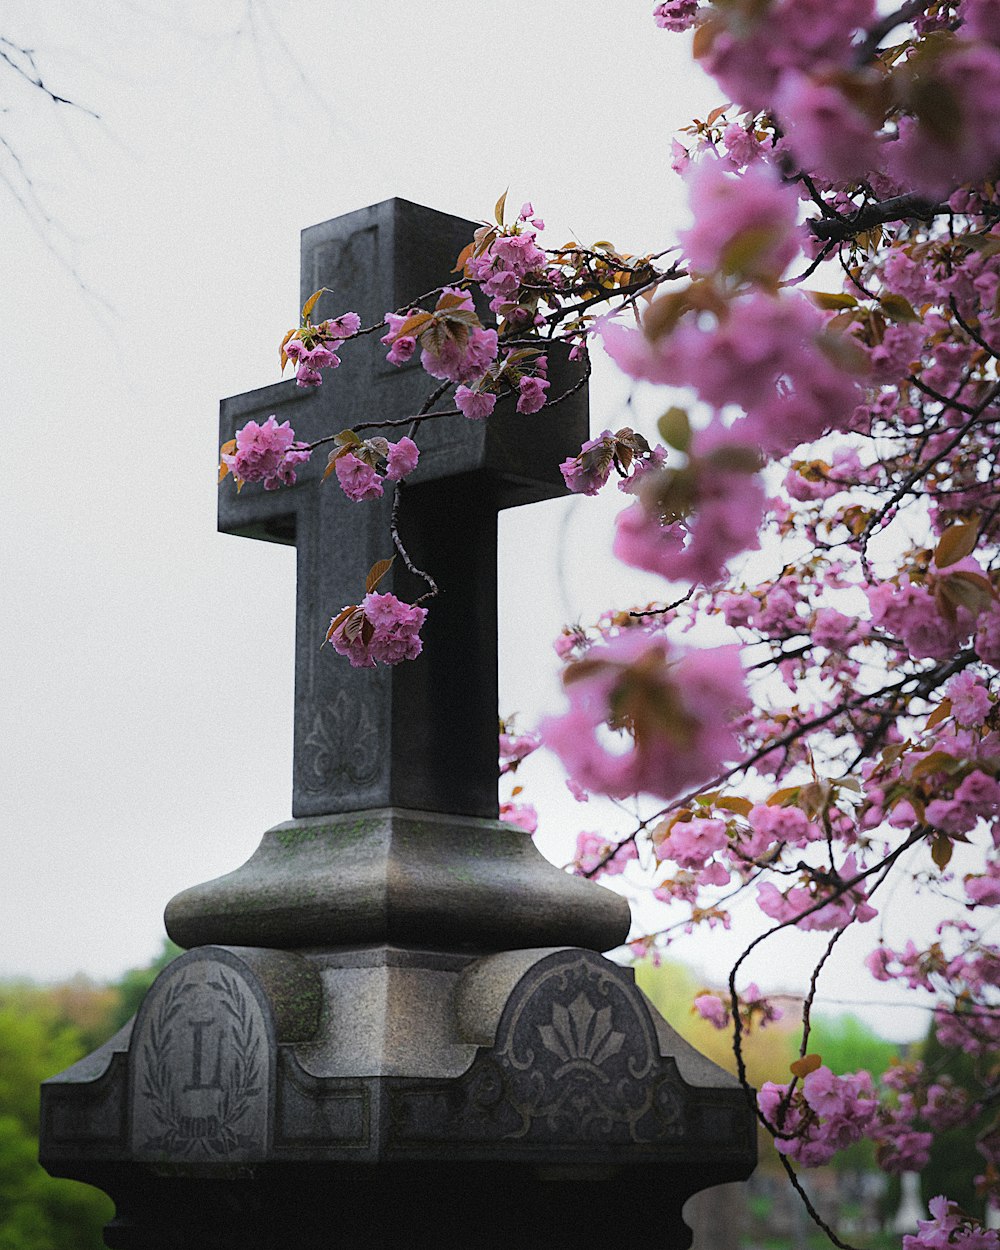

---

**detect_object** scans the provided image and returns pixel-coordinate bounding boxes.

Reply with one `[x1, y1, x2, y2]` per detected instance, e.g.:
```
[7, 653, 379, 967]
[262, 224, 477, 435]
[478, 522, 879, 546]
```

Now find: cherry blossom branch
[809, 194, 946, 243]
[853, 0, 937, 64]
[390, 481, 438, 605]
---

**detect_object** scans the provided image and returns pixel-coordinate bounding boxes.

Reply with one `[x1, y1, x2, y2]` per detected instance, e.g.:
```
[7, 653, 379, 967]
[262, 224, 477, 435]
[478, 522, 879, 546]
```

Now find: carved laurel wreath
[139, 968, 263, 1158]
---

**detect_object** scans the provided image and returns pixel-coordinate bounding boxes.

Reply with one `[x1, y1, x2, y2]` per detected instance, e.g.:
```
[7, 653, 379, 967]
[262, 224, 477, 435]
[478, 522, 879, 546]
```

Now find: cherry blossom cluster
[904, 1197, 999, 1250]
[326, 590, 427, 669]
[218, 415, 311, 491]
[498, 721, 542, 835]
[218, 0, 1000, 1234]
[327, 433, 420, 502]
[693, 982, 783, 1030]
[541, 629, 748, 801]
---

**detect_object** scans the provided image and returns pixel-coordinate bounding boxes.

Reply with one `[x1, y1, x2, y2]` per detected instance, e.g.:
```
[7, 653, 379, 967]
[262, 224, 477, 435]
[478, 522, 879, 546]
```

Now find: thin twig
[390, 482, 438, 605]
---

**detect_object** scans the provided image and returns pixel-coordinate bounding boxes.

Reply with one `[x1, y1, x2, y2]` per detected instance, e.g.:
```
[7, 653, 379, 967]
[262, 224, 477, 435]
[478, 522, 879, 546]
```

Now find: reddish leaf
[494, 188, 508, 228]
[301, 288, 327, 322]
[931, 835, 954, 870]
[365, 557, 394, 595]
[343, 608, 368, 644]
[790, 1053, 822, 1078]
[934, 520, 980, 568]
[452, 241, 475, 275]
[394, 311, 433, 339]
[324, 605, 358, 644]
[437, 291, 472, 312]
[926, 698, 953, 730]
[280, 328, 296, 371]
[218, 438, 236, 483]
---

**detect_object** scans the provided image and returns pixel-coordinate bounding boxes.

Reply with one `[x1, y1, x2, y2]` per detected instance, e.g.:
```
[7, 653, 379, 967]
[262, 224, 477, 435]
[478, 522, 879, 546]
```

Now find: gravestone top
[219, 198, 589, 820]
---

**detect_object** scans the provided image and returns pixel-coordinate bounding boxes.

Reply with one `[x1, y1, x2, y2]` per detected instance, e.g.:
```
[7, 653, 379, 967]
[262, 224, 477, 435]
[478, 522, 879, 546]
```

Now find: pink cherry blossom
[422, 323, 499, 385]
[756, 854, 877, 930]
[516, 374, 550, 414]
[773, 73, 880, 183]
[334, 453, 384, 502]
[328, 591, 427, 668]
[904, 1197, 1000, 1250]
[655, 817, 728, 868]
[694, 994, 729, 1028]
[455, 386, 497, 420]
[222, 415, 312, 490]
[613, 461, 765, 587]
[696, 0, 876, 113]
[560, 431, 617, 495]
[499, 730, 541, 773]
[680, 160, 803, 281]
[572, 831, 639, 877]
[541, 631, 748, 801]
[499, 800, 538, 834]
[867, 577, 972, 663]
[385, 436, 419, 481]
[948, 671, 993, 726]
[653, 0, 698, 31]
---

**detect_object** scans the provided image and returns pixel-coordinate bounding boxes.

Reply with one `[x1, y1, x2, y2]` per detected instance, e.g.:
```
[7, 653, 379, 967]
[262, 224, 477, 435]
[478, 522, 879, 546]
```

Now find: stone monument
[40, 199, 756, 1249]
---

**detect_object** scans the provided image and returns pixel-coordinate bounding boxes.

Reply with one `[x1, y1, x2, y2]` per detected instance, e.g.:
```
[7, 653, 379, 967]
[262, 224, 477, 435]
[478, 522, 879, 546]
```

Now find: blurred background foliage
[0, 940, 179, 1249]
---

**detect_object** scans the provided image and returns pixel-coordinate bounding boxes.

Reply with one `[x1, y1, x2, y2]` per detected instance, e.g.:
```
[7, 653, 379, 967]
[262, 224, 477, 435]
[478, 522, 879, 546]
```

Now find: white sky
[0, 1, 940, 1042]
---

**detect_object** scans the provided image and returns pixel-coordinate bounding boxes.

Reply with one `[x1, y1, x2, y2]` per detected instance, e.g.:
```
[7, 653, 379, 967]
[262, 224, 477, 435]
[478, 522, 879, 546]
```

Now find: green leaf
[658, 406, 691, 454]
[809, 291, 859, 311]
[494, 188, 508, 228]
[879, 292, 919, 323]
[707, 444, 763, 475]
[715, 795, 753, 817]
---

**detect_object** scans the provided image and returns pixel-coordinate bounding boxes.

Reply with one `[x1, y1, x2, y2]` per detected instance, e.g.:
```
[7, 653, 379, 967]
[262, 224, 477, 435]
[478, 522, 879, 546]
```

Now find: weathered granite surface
[164, 808, 630, 954]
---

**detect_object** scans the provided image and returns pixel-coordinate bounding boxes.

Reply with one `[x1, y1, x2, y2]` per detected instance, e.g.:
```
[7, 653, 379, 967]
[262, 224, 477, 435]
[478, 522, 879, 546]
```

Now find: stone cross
[40, 200, 757, 1250]
[219, 198, 586, 820]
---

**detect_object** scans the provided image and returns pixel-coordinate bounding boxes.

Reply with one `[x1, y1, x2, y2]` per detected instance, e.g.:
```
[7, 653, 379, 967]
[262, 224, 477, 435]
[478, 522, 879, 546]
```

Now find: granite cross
[218, 199, 588, 820]
[41, 201, 758, 1250]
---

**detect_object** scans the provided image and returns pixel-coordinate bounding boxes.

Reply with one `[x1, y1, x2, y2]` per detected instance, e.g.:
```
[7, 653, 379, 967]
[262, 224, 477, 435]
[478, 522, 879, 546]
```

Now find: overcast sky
[1, 1, 938, 1041]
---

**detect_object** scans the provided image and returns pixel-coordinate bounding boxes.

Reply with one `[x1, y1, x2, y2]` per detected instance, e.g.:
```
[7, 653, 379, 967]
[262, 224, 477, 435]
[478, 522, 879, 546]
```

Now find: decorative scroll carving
[389, 952, 688, 1151]
[300, 692, 380, 793]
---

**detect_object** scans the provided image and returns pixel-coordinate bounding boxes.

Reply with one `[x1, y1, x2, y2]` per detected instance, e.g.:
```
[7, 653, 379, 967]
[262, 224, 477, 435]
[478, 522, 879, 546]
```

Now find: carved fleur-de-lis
[537, 992, 625, 1070]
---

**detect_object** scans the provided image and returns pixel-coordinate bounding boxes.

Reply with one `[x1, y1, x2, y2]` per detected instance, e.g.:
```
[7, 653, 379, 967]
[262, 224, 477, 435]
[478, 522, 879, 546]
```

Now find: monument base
[42, 943, 756, 1249]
